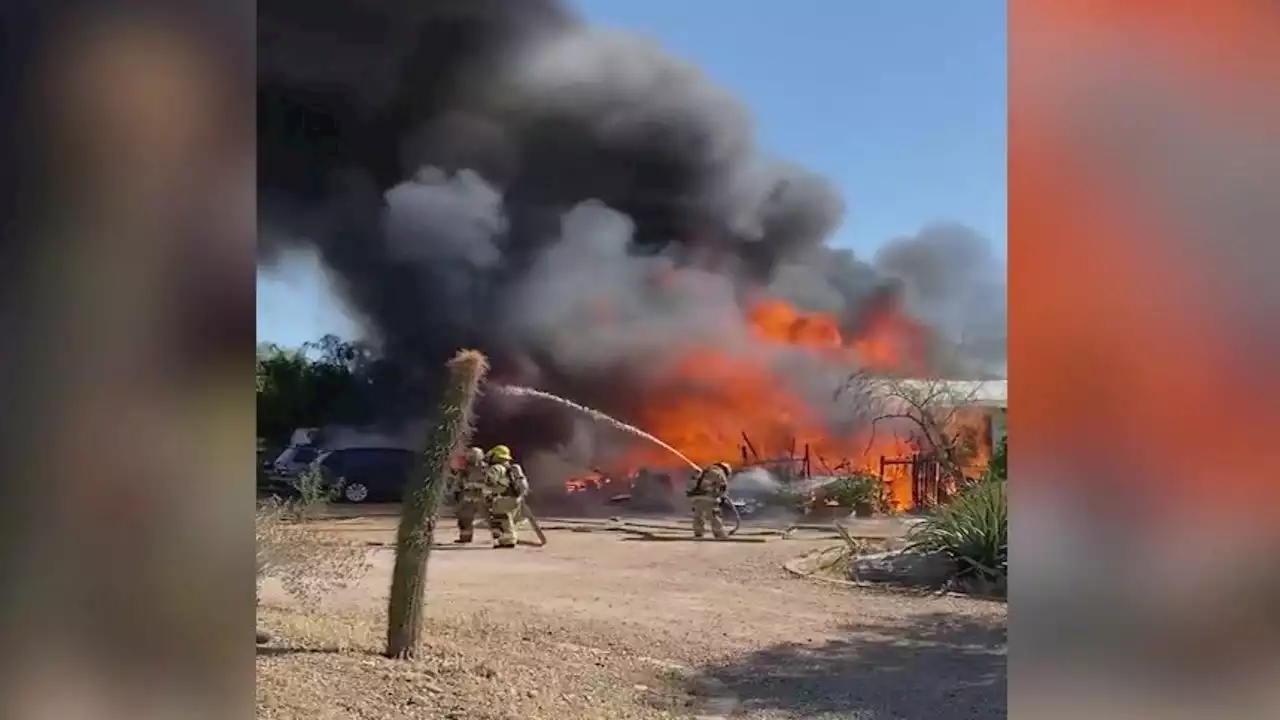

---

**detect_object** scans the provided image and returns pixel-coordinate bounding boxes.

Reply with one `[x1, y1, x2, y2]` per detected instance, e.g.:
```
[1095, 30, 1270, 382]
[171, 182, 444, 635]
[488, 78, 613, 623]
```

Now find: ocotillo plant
[385, 349, 489, 659]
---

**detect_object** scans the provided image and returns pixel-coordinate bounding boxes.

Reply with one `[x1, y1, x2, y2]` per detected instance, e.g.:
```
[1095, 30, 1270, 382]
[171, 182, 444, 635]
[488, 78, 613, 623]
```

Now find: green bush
[289, 464, 341, 521]
[823, 473, 892, 514]
[906, 478, 1007, 585]
[761, 486, 810, 512]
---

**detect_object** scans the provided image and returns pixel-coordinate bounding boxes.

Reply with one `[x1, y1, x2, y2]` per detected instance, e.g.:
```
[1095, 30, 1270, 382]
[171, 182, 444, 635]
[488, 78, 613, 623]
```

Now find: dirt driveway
[258, 513, 1006, 719]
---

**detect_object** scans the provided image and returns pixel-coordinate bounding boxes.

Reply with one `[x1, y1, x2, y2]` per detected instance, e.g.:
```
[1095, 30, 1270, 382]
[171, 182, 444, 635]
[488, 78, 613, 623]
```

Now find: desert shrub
[255, 496, 371, 609]
[823, 473, 893, 513]
[906, 479, 1007, 587]
[290, 463, 341, 519]
[755, 485, 810, 512]
[777, 487, 812, 512]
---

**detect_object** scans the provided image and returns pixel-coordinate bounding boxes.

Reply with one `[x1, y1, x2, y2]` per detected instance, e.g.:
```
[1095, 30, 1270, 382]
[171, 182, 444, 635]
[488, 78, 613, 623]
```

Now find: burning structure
[258, 0, 1007, 508]
[568, 377, 1008, 512]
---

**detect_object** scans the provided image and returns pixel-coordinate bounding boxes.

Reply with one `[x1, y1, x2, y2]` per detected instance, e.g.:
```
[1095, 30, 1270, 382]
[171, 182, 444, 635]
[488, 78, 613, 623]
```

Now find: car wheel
[342, 482, 370, 503]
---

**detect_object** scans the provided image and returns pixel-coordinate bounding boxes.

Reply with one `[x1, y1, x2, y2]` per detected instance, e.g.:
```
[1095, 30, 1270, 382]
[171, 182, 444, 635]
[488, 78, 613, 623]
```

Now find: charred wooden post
[740, 431, 762, 464]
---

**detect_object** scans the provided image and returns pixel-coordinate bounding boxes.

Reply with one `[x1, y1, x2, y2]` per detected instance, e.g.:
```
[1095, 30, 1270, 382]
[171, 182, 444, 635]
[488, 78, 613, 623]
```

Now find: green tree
[256, 343, 318, 444]
[255, 335, 376, 445]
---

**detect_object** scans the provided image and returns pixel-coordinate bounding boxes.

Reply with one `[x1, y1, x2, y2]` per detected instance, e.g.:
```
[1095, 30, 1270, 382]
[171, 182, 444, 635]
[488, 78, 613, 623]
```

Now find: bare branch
[862, 376, 998, 479]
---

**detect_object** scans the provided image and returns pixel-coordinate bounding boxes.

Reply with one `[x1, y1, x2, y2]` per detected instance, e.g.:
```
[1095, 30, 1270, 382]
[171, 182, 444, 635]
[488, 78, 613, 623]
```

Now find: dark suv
[316, 447, 420, 504]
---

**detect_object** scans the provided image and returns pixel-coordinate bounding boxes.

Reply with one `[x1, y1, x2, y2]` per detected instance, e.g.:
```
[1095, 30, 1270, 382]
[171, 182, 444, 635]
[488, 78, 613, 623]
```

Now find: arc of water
[491, 385, 700, 471]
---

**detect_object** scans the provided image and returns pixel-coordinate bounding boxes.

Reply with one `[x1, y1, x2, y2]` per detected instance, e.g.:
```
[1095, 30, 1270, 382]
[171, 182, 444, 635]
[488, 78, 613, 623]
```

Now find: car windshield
[271, 443, 322, 471]
[273, 445, 320, 467]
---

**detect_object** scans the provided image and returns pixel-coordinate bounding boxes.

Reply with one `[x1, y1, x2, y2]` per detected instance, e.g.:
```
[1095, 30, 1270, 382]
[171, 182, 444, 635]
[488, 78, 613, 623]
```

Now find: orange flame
[598, 288, 947, 509]
[565, 472, 612, 493]
[556, 274, 996, 509]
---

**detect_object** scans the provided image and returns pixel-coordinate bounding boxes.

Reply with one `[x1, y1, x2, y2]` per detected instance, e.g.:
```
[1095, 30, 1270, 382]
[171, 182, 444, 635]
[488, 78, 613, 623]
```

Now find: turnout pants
[488, 496, 520, 548]
[455, 496, 491, 543]
[690, 495, 728, 539]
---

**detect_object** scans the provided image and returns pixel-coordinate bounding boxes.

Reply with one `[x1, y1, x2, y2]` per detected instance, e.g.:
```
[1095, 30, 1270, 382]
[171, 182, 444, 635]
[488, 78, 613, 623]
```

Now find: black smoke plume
[258, 0, 1006, 466]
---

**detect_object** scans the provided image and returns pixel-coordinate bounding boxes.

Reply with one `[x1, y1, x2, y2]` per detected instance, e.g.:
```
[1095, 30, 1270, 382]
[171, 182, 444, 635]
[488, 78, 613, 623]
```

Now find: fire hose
[519, 498, 737, 539]
[720, 496, 743, 536]
[515, 499, 733, 542]
[515, 500, 548, 546]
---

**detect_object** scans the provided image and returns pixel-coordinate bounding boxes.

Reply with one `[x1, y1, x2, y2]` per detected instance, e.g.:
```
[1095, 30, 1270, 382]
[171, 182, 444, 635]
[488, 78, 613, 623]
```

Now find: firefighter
[687, 461, 732, 539]
[484, 444, 529, 548]
[451, 446, 489, 544]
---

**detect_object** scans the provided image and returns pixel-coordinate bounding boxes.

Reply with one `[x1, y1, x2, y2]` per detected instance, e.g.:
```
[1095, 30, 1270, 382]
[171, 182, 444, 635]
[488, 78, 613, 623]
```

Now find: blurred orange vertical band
[1010, 1, 1280, 506]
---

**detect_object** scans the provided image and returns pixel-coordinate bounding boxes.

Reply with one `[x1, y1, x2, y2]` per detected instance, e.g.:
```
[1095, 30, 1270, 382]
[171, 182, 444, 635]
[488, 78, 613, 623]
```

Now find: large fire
[618, 294, 913, 507]
[559, 282, 992, 510]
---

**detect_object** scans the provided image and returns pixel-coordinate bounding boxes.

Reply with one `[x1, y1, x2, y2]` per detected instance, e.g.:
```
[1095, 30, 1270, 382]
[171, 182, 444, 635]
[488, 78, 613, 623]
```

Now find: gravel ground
[257, 515, 1006, 719]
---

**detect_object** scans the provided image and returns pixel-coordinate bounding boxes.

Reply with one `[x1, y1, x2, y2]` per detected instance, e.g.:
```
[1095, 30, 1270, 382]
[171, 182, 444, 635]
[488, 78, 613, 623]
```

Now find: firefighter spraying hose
[686, 461, 741, 539]
[491, 385, 742, 537]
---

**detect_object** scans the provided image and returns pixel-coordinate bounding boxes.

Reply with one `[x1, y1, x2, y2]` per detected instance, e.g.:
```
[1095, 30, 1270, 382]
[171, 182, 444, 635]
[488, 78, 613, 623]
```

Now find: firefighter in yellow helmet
[686, 461, 732, 539]
[484, 445, 529, 548]
[450, 447, 489, 544]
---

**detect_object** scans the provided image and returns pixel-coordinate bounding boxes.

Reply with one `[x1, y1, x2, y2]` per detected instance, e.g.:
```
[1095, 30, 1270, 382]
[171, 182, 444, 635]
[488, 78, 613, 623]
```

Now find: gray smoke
[258, 0, 1007, 448]
[873, 224, 1008, 371]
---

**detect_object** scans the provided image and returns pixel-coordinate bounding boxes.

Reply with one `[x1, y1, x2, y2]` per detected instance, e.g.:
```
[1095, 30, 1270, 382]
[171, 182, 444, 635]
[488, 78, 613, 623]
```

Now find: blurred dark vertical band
[0, 1, 255, 719]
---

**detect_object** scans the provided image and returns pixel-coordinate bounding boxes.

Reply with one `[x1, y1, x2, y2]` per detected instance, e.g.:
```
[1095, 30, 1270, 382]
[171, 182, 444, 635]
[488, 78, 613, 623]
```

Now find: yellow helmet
[487, 444, 513, 462]
[465, 447, 485, 463]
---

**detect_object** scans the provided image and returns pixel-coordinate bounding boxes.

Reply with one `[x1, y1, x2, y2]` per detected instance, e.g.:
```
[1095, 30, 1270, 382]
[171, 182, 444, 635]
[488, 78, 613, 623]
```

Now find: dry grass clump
[256, 497, 372, 609]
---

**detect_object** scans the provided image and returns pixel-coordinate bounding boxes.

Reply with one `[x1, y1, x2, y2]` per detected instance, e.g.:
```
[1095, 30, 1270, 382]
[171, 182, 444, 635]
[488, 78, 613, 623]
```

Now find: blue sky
[257, 0, 1007, 346]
